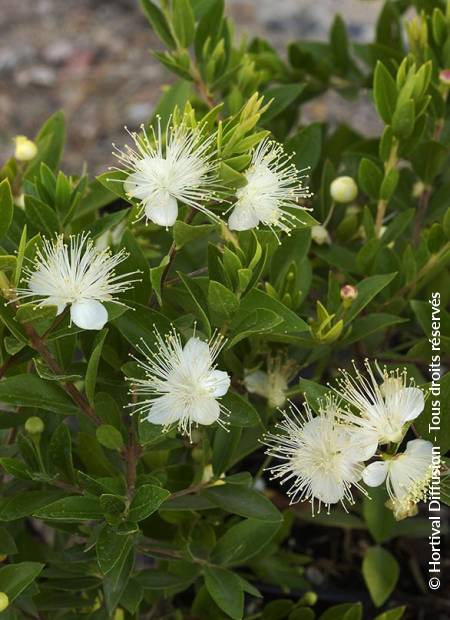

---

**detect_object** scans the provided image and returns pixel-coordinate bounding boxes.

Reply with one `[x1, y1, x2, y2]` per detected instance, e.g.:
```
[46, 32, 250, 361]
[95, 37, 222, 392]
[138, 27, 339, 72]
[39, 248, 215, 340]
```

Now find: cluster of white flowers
[263, 361, 433, 519]
[114, 121, 311, 235]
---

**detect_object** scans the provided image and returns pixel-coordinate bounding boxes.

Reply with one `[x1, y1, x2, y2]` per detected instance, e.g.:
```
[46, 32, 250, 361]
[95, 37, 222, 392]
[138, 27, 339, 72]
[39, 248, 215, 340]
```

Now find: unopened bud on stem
[330, 176, 358, 203]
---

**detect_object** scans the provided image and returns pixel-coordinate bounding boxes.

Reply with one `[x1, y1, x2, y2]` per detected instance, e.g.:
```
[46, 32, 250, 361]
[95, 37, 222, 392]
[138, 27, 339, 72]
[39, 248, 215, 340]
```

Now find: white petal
[183, 337, 211, 364]
[190, 396, 220, 425]
[43, 296, 67, 316]
[362, 461, 389, 487]
[228, 203, 260, 231]
[405, 438, 433, 457]
[243, 370, 269, 398]
[207, 370, 230, 397]
[348, 429, 379, 461]
[144, 191, 178, 227]
[147, 395, 180, 425]
[396, 387, 424, 423]
[311, 471, 345, 505]
[70, 299, 108, 330]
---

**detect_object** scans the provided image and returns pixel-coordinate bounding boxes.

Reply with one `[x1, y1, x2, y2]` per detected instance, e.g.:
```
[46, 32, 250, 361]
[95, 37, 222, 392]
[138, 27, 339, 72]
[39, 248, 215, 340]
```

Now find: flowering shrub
[0, 1, 449, 618]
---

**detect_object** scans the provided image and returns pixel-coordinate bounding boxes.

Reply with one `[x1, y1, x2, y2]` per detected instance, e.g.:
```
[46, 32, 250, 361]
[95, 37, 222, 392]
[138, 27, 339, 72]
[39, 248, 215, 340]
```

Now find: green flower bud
[25, 416, 44, 435]
[299, 591, 318, 606]
[330, 176, 358, 203]
[0, 592, 9, 612]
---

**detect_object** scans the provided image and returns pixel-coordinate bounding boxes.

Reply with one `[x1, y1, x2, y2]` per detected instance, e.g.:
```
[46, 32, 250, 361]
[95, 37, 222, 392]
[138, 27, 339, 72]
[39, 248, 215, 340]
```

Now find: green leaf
[221, 391, 261, 427]
[0, 491, 63, 521]
[233, 289, 309, 339]
[208, 280, 239, 324]
[113, 302, 172, 351]
[173, 221, 215, 248]
[363, 486, 396, 543]
[204, 566, 244, 620]
[128, 484, 170, 522]
[25, 195, 60, 236]
[204, 484, 282, 522]
[49, 422, 75, 482]
[0, 179, 14, 241]
[25, 111, 66, 178]
[330, 14, 350, 73]
[119, 229, 151, 305]
[135, 568, 196, 589]
[362, 546, 399, 607]
[212, 426, 242, 475]
[342, 313, 407, 345]
[96, 424, 125, 451]
[0, 527, 18, 555]
[373, 61, 397, 124]
[103, 540, 134, 614]
[0, 375, 77, 414]
[392, 98, 415, 139]
[227, 308, 283, 348]
[151, 79, 194, 126]
[285, 123, 322, 173]
[15, 302, 57, 325]
[0, 562, 44, 603]
[374, 607, 406, 620]
[178, 273, 211, 337]
[261, 84, 305, 122]
[172, 0, 196, 48]
[319, 603, 362, 620]
[412, 140, 448, 184]
[85, 329, 108, 406]
[140, 0, 176, 48]
[358, 158, 383, 199]
[212, 518, 282, 565]
[33, 496, 103, 522]
[379, 168, 399, 201]
[97, 525, 132, 575]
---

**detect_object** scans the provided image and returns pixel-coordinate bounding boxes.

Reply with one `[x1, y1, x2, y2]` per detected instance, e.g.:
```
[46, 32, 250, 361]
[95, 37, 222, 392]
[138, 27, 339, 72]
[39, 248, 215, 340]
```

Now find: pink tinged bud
[439, 69, 450, 85]
[340, 284, 358, 304]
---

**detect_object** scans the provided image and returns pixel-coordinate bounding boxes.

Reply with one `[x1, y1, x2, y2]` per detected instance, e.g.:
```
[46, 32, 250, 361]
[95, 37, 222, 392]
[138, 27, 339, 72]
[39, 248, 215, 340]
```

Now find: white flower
[228, 139, 311, 236]
[244, 355, 297, 408]
[363, 439, 433, 520]
[263, 397, 367, 514]
[113, 119, 219, 227]
[335, 361, 425, 457]
[129, 329, 230, 439]
[330, 176, 358, 203]
[15, 233, 139, 330]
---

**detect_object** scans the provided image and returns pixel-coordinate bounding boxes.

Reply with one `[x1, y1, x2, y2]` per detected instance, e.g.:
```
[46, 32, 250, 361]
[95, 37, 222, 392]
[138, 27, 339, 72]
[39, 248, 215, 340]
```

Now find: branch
[21, 321, 99, 424]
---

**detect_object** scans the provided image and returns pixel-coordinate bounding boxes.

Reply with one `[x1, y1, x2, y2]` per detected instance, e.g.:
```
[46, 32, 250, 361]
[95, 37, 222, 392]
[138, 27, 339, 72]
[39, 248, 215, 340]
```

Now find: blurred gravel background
[0, 0, 383, 174]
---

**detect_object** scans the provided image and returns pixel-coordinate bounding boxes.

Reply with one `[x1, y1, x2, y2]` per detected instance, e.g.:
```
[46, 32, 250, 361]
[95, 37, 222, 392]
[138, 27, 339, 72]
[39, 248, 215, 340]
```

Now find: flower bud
[311, 225, 331, 245]
[299, 591, 318, 606]
[439, 69, 450, 86]
[330, 176, 358, 203]
[340, 284, 358, 308]
[0, 592, 9, 612]
[25, 416, 44, 435]
[14, 136, 38, 161]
